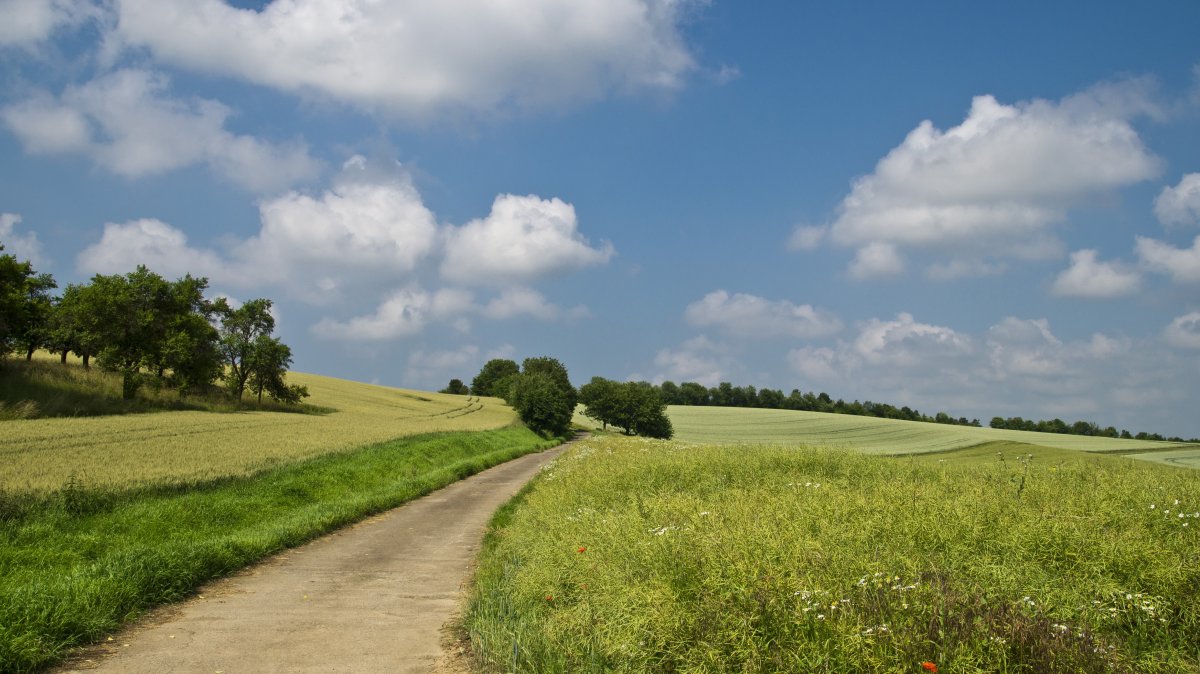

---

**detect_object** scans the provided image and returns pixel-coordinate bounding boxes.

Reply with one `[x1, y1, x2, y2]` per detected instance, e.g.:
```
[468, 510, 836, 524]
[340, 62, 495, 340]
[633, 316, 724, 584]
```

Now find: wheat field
[0, 371, 516, 492]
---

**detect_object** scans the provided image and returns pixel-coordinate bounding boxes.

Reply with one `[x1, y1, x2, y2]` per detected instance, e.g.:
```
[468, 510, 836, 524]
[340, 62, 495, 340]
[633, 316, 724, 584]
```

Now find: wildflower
[921, 662, 938, 672]
[545, 594, 554, 602]
[578, 546, 587, 553]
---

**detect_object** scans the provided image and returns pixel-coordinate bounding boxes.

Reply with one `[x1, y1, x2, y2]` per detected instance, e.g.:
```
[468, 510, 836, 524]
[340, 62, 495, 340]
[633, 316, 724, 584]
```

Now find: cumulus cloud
[1136, 235, 1200, 283]
[0, 69, 320, 192]
[482, 287, 561, 321]
[441, 194, 614, 285]
[848, 242, 905, 279]
[781, 313, 1191, 433]
[1051, 249, 1141, 298]
[813, 82, 1161, 278]
[684, 290, 842, 339]
[76, 218, 228, 279]
[112, 0, 700, 118]
[0, 0, 102, 47]
[246, 172, 440, 293]
[310, 286, 474, 341]
[0, 213, 43, 265]
[1164, 312, 1200, 350]
[1154, 173, 1200, 227]
[653, 336, 731, 386]
[787, 225, 827, 251]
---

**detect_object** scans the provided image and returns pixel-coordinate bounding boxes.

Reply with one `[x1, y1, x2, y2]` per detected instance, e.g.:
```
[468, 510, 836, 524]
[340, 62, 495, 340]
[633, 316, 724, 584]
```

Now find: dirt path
[57, 442, 571, 674]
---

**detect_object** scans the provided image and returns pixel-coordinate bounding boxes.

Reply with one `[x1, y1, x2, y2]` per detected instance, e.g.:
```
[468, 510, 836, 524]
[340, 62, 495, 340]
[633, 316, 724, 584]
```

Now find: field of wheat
[665, 406, 1197, 460]
[0, 371, 515, 492]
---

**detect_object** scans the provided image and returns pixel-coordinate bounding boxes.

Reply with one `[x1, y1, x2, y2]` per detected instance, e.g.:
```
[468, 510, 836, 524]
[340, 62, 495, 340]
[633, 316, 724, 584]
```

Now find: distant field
[666, 406, 1196, 459]
[0, 371, 515, 492]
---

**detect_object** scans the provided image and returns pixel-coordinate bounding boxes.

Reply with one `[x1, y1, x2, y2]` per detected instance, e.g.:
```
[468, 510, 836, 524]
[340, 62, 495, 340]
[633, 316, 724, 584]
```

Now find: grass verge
[0, 425, 558, 673]
[465, 435, 1200, 673]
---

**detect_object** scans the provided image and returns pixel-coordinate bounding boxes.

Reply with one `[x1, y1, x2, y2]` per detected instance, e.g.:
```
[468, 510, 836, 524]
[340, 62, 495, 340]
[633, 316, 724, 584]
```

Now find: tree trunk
[60, 350, 68, 364]
[25, 346, 34, 361]
[82, 353, 90, 369]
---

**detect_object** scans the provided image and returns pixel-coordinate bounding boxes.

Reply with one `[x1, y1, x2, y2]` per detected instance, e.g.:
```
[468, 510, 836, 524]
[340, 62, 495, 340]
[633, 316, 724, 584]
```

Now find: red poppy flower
[578, 546, 587, 553]
[921, 662, 938, 673]
[545, 594, 553, 602]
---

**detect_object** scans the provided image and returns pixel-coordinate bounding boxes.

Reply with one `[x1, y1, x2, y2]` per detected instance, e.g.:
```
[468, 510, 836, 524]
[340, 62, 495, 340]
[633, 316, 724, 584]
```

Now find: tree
[246, 335, 307, 404]
[579, 376, 620, 430]
[521, 356, 577, 410]
[217, 298, 276, 400]
[471, 358, 520, 398]
[87, 267, 181, 399]
[510, 371, 573, 437]
[0, 244, 56, 358]
[440, 378, 469, 395]
[579, 377, 673, 439]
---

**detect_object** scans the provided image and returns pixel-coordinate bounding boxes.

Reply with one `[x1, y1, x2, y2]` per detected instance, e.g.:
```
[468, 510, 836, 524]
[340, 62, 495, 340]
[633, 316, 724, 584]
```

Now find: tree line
[1, 242, 305, 404]
[464, 358, 673, 440]
[988, 416, 1196, 443]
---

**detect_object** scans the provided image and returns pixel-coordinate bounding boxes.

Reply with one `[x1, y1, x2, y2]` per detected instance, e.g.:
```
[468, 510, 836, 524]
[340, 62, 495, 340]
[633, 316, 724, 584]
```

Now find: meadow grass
[0, 365, 515, 492]
[666, 405, 1196, 456]
[466, 434, 1200, 673]
[0, 425, 557, 673]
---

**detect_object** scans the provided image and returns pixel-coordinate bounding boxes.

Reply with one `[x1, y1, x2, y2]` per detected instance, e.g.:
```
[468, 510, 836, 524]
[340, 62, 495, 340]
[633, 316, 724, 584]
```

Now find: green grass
[465, 434, 1200, 673]
[0, 354, 330, 420]
[0, 426, 558, 673]
[666, 405, 1196, 457]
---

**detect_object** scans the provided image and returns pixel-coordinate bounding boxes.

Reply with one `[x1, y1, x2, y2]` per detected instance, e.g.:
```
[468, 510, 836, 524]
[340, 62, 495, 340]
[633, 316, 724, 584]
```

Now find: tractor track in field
[55, 438, 577, 674]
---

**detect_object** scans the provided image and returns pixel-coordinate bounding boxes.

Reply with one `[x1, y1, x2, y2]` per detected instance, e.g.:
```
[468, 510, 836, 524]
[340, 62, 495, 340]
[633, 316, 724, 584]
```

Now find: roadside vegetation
[466, 434, 1200, 673]
[0, 425, 558, 672]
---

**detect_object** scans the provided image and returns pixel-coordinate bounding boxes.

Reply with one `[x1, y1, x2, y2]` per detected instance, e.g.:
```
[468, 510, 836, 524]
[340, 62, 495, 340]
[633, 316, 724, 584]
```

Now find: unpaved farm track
[56, 441, 572, 674]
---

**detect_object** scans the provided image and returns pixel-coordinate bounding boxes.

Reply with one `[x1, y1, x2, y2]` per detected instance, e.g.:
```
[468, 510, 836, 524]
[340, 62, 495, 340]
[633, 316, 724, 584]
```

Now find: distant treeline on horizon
[648, 380, 1200, 444]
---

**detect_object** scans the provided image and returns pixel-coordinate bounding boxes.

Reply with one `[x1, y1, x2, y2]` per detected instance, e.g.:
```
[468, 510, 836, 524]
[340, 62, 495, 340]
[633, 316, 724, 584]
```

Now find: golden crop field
[0, 371, 516, 492]
[666, 405, 1196, 458]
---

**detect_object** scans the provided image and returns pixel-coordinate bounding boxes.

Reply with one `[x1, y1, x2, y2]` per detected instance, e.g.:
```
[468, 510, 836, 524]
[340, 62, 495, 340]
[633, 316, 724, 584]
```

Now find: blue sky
[3, 1, 1200, 436]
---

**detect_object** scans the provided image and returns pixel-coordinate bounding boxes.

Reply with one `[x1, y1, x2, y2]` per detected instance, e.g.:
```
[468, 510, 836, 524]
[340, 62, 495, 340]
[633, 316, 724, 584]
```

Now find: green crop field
[0, 370, 515, 492]
[664, 406, 1198, 465]
[466, 434, 1200, 673]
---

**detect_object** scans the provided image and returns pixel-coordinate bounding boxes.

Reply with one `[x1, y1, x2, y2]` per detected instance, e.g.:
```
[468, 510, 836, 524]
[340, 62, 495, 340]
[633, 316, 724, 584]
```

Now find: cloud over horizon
[801, 81, 1163, 279]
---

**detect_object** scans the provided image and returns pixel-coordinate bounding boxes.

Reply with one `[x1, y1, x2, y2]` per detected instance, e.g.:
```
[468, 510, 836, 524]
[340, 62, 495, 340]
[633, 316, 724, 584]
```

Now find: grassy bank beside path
[466, 435, 1200, 673]
[0, 426, 557, 673]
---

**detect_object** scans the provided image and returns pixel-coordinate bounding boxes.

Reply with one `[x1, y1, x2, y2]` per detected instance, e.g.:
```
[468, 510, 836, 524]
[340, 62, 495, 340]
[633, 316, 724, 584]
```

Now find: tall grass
[466, 435, 1200, 673]
[0, 426, 557, 673]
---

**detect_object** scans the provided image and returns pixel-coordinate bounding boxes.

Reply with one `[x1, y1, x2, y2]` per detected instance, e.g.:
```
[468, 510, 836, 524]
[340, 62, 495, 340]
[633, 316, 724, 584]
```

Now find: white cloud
[76, 218, 227, 279]
[1, 69, 320, 192]
[1136, 235, 1200, 283]
[0, 0, 101, 47]
[653, 336, 731, 386]
[779, 313, 1193, 433]
[787, 225, 826, 251]
[112, 0, 700, 119]
[1051, 249, 1141, 298]
[0, 213, 43, 265]
[310, 286, 473, 341]
[481, 287, 561, 321]
[684, 290, 842, 339]
[248, 173, 440, 293]
[1154, 173, 1200, 227]
[820, 82, 1161, 278]
[848, 242, 904, 279]
[1164, 312, 1200, 350]
[852, 313, 972, 367]
[441, 194, 614, 285]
